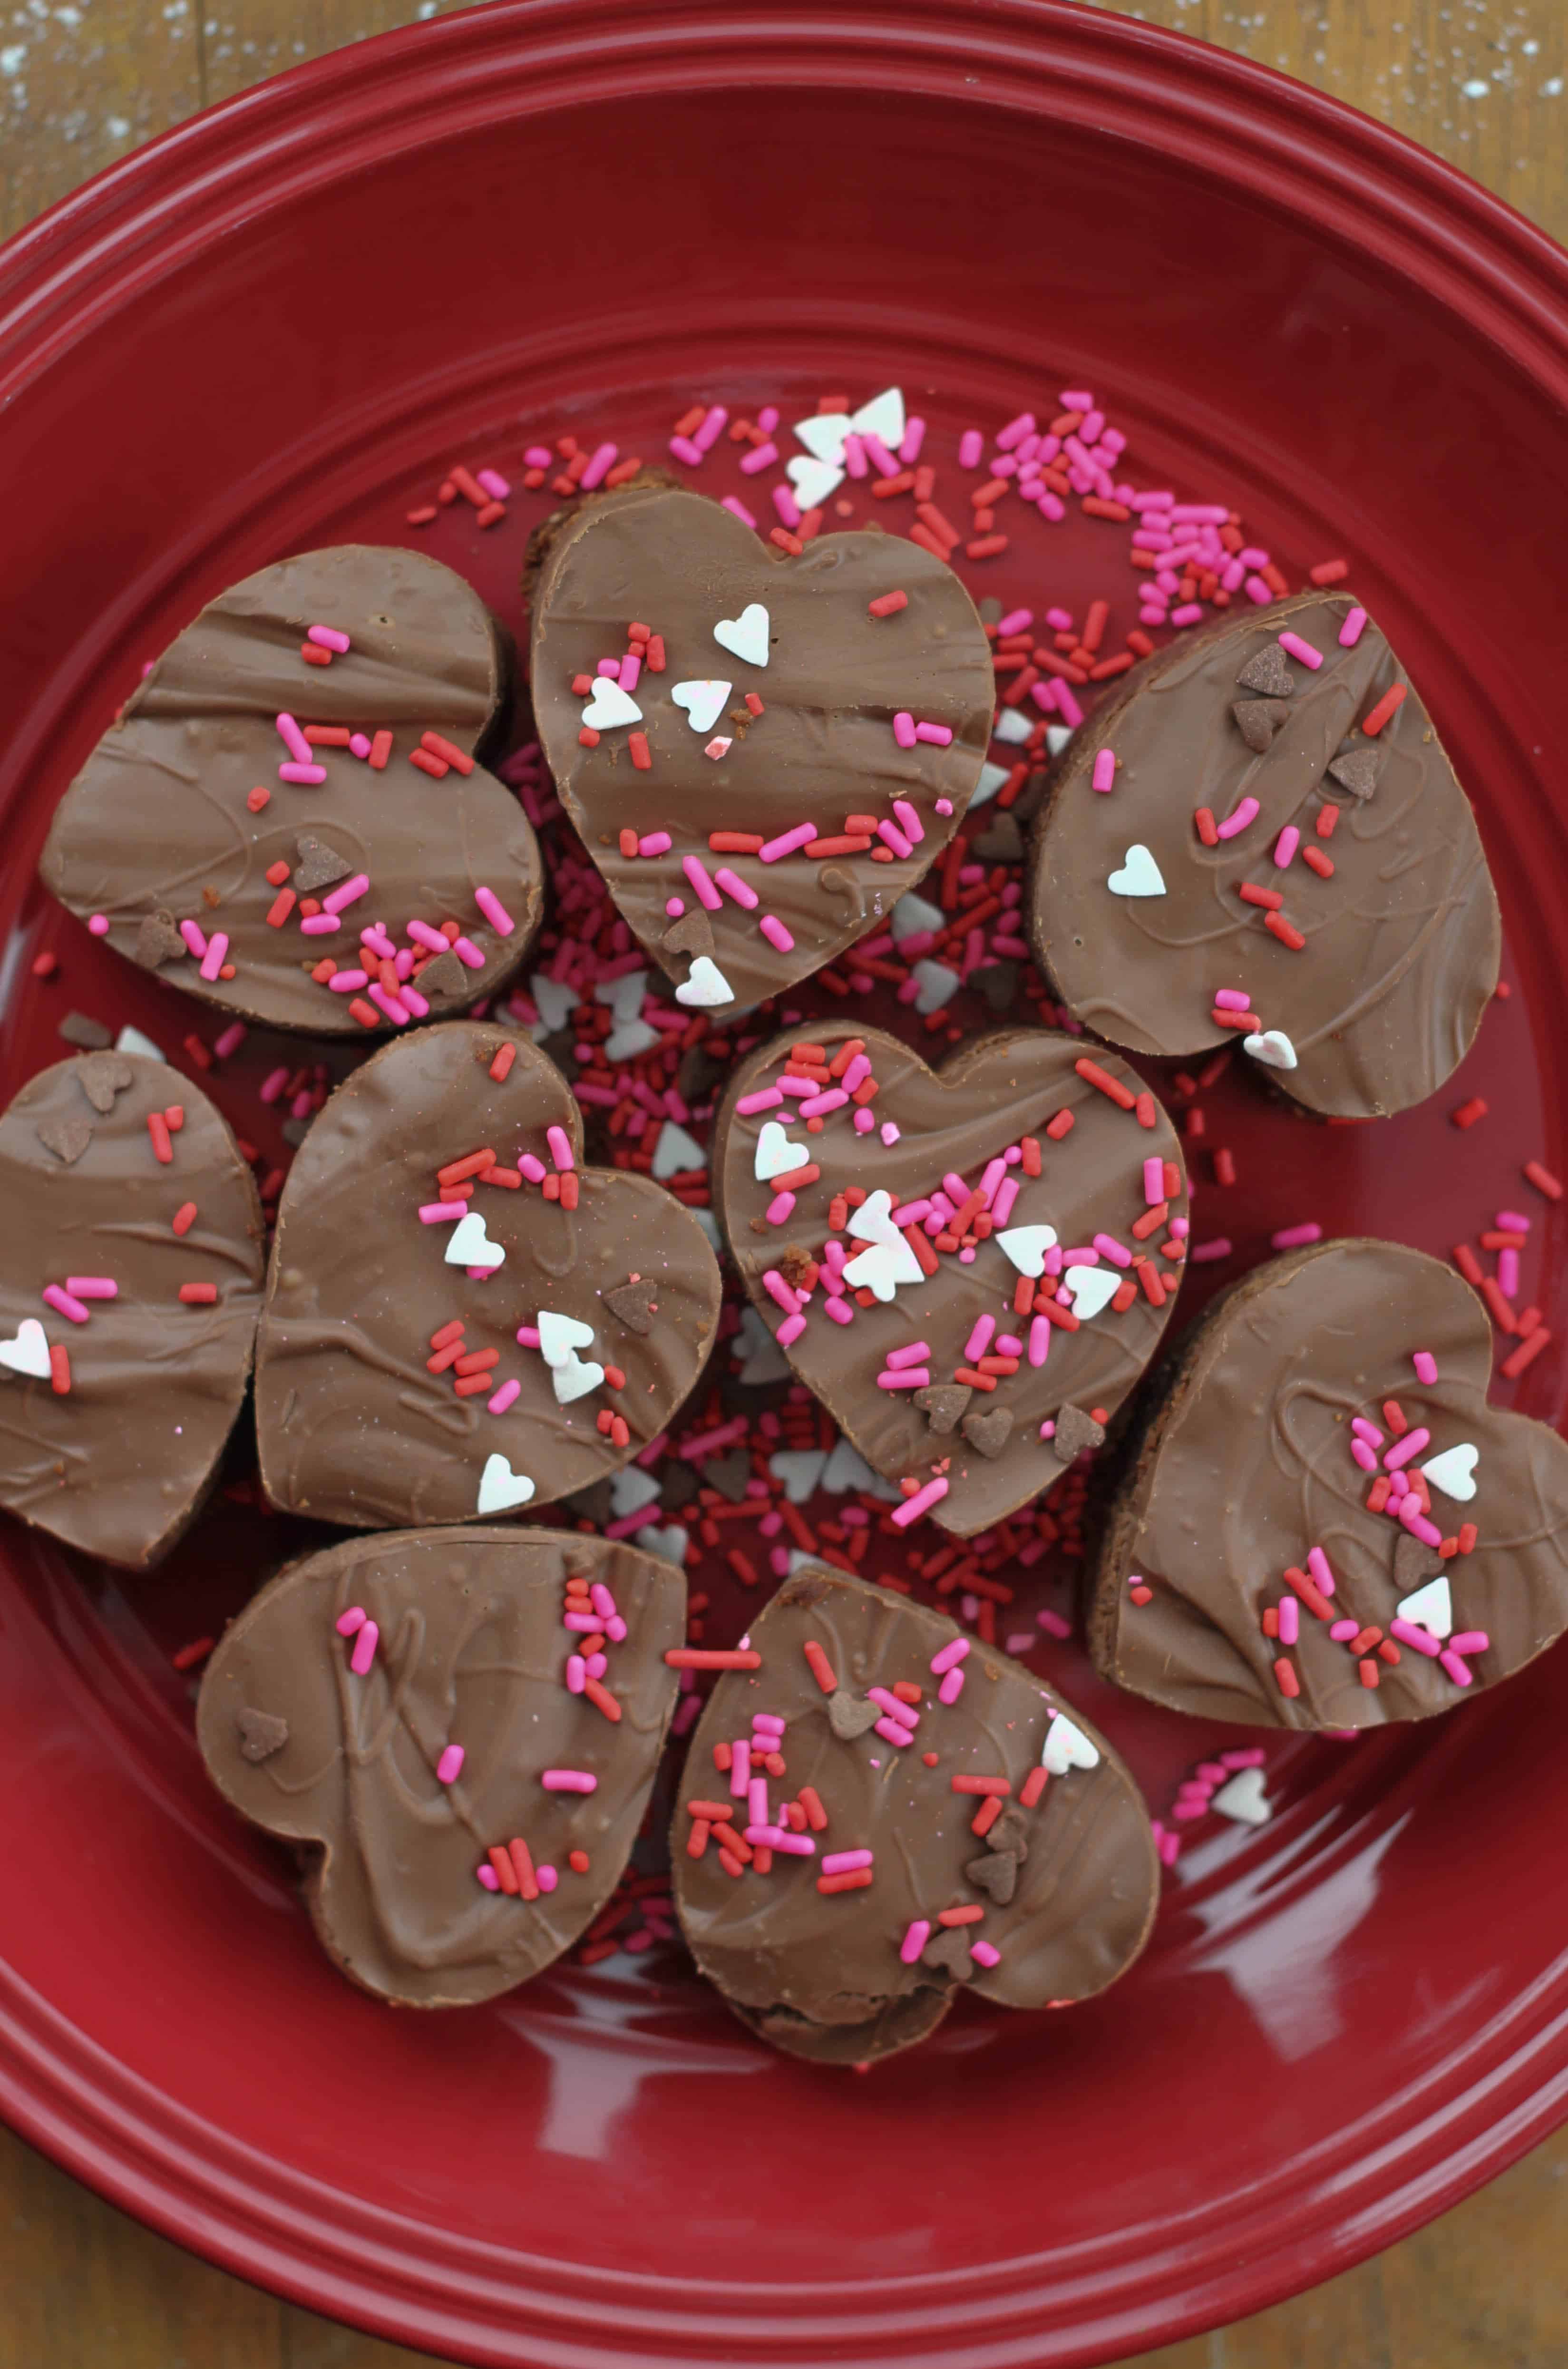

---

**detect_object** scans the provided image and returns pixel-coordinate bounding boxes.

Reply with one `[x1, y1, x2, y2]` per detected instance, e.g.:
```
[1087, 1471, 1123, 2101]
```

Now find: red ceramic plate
[1, 4, 1566, 2363]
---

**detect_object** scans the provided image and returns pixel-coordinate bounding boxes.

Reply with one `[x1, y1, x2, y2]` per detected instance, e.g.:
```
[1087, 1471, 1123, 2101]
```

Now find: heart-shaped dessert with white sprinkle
[197, 1525, 684, 2006]
[0, 1053, 264, 1567]
[254, 1022, 722, 1527]
[1088, 1238, 1568, 1728]
[40, 546, 543, 1035]
[1026, 591, 1500, 1118]
[711, 1021, 1188, 1537]
[672, 1565, 1157, 2062]
[528, 485, 995, 1012]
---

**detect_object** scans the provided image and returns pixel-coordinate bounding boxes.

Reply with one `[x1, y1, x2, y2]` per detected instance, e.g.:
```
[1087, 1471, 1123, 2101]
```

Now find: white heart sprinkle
[1212, 1767, 1271, 1826]
[604, 1018, 660, 1063]
[477, 1453, 535, 1514]
[530, 973, 577, 1035]
[992, 709, 1034, 747]
[769, 1447, 828, 1502]
[1045, 723, 1074, 757]
[1107, 844, 1166, 897]
[784, 454, 845, 509]
[1063, 1264, 1121, 1319]
[1244, 1028, 1298, 1072]
[1396, 1574, 1453, 1639]
[737, 1304, 791, 1384]
[821, 1436, 902, 1499]
[652, 1120, 705, 1181]
[444, 1210, 505, 1271]
[537, 1310, 596, 1368]
[114, 1024, 165, 1062]
[850, 386, 906, 448]
[847, 1189, 900, 1245]
[641, 1523, 690, 1566]
[594, 968, 648, 1024]
[1042, 1712, 1100, 1774]
[610, 1465, 662, 1518]
[552, 1351, 605, 1405]
[674, 955, 735, 1008]
[997, 1223, 1059, 1277]
[912, 959, 961, 1014]
[670, 679, 732, 734]
[754, 1119, 810, 1183]
[890, 891, 945, 941]
[971, 760, 1013, 806]
[713, 603, 770, 669]
[842, 1235, 924, 1304]
[1421, 1443, 1479, 1502]
[0, 1316, 52, 1379]
[792, 413, 852, 464]
[580, 676, 643, 730]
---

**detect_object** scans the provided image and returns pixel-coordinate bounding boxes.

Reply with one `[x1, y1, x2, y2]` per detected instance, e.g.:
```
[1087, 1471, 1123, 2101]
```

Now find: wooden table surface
[2, 1, 1567, 2362]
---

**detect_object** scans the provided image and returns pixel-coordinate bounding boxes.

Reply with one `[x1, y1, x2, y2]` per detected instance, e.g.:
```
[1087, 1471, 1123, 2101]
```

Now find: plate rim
[2, 1, 1568, 2361]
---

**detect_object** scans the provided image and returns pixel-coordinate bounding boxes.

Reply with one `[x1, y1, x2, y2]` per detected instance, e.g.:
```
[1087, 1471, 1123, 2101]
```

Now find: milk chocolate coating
[1027, 592, 1500, 1118]
[40, 546, 543, 1035]
[197, 1527, 684, 2006]
[675, 1567, 1157, 2063]
[712, 1022, 1187, 1535]
[0, 1055, 264, 1568]
[254, 1024, 721, 1527]
[1088, 1239, 1568, 1729]
[529, 485, 994, 1011]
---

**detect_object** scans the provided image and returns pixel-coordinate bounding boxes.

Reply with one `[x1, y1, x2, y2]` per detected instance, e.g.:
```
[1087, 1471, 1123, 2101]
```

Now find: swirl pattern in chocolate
[529, 485, 994, 1012]
[673, 1566, 1158, 2062]
[41, 546, 543, 1035]
[1088, 1239, 1568, 1728]
[197, 1527, 684, 2006]
[0, 1053, 264, 1568]
[254, 1023, 722, 1528]
[712, 1021, 1188, 1535]
[1026, 592, 1500, 1118]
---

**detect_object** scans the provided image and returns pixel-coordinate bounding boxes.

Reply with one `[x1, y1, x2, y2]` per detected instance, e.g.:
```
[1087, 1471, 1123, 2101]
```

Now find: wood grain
[1, 0, 1567, 2362]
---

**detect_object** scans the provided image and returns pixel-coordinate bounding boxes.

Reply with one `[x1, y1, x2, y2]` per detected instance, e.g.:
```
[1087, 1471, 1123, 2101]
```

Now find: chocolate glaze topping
[713, 1022, 1187, 1535]
[254, 1023, 722, 1527]
[41, 546, 543, 1034]
[675, 1566, 1158, 2063]
[0, 1054, 264, 1568]
[197, 1527, 684, 2006]
[1027, 592, 1500, 1118]
[529, 485, 994, 1012]
[1089, 1239, 1568, 1728]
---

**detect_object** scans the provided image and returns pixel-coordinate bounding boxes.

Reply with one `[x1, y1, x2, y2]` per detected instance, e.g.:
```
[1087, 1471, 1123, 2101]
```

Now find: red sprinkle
[147, 1112, 174, 1164]
[868, 591, 909, 618]
[1361, 683, 1408, 736]
[172, 1201, 197, 1236]
[1074, 1057, 1135, 1111]
[178, 1282, 219, 1305]
[1524, 1159, 1563, 1201]
[1451, 1098, 1488, 1131]
[49, 1345, 70, 1395]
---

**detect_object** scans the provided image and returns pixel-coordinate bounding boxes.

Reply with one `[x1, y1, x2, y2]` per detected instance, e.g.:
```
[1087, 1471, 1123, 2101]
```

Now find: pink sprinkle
[565, 1655, 586, 1694]
[1390, 1618, 1442, 1658]
[1412, 1351, 1439, 1385]
[938, 1667, 965, 1705]
[1271, 1222, 1323, 1250]
[42, 1285, 90, 1325]
[639, 831, 672, 858]
[407, 919, 448, 954]
[518, 1154, 546, 1184]
[776, 1311, 807, 1347]
[1091, 749, 1117, 793]
[299, 915, 340, 937]
[329, 970, 370, 994]
[1277, 630, 1323, 671]
[436, 1744, 465, 1784]
[1451, 1631, 1490, 1655]
[969, 1939, 1001, 1969]
[721, 495, 756, 529]
[892, 711, 917, 750]
[419, 1201, 468, 1223]
[367, 983, 409, 1026]
[736, 1087, 784, 1116]
[64, 1277, 117, 1300]
[1191, 1238, 1233, 1262]
[349, 733, 371, 760]
[213, 1022, 245, 1059]
[1274, 826, 1300, 867]
[1027, 1315, 1051, 1366]
[1092, 1232, 1132, 1269]
[901, 1917, 933, 1962]
[899, 417, 926, 464]
[738, 439, 778, 475]
[477, 468, 510, 499]
[453, 936, 486, 968]
[964, 1312, 997, 1364]
[199, 932, 229, 981]
[477, 1864, 501, 1891]
[487, 1378, 520, 1415]
[886, 1341, 932, 1370]
[822, 1850, 874, 1875]
[350, 1620, 379, 1676]
[1216, 796, 1260, 841]
[547, 1125, 575, 1172]
[682, 855, 723, 912]
[335, 1606, 367, 1636]
[713, 867, 758, 910]
[475, 886, 516, 936]
[759, 823, 818, 863]
[893, 798, 925, 844]
[1382, 1425, 1431, 1472]
[578, 440, 618, 490]
[1351, 1437, 1379, 1473]
[542, 1769, 598, 1793]
[279, 762, 328, 785]
[1439, 1649, 1473, 1688]
[275, 712, 312, 763]
[870, 1686, 917, 1726]
[1278, 1597, 1300, 1646]
[591, 1581, 617, 1621]
[1306, 1546, 1337, 1599]
[930, 1637, 970, 1675]
[759, 915, 795, 953]
[1140, 1156, 1166, 1206]
[260, 1066, 290, 1103]
[1213, 989, 1251, 1012]
[997, 607, 1032, 636]
[85, 912, 111, 937]
[958, 429, 984, 467]
[914, 721, 953, 746]
[179, 919, 208, 959]
[668, 435, 703, 466]
[321, 873, 370, 914]
[1339, 606, 1368, 647]
[307, 624, 351, 654]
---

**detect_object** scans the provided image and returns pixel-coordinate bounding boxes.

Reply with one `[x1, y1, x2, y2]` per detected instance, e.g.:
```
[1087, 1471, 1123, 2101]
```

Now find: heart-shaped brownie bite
[1026, 592, 1501, 1118]
[673, 1564, 1157, 2062]
[712, 1022, 1188, 1536]
[40, 546, 543, 1035]
[254, 1022, 721, 1526]
[529, 485, 994, 1011]
[0, 1053, 264, 1567]
[1089, 1238, 1568, 1728]
[197, 1525, 684, 2006]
